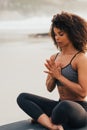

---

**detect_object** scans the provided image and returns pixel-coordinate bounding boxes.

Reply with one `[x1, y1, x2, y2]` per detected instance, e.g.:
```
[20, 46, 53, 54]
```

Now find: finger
[50, 58, 55, 65]
[46, 59, 52, 68]
[50, 56, 55, 62]
[44, 63, 51, 70]
[44, 70, 52, 75]
[43, 70, 49, 74]
[50, 56, 55, 61]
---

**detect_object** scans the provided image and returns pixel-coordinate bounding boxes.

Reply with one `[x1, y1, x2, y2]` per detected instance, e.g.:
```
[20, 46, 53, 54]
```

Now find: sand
[0, 35, 59, 125]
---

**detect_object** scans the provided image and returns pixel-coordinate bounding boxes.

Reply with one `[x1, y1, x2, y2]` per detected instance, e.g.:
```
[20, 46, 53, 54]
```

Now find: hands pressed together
[44, 57, 62, 80]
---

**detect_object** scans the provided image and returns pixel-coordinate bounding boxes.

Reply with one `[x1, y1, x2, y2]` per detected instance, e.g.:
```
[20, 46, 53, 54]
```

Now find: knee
[52, 100, 71, 124]
[53, 100, 72, 114]
[17, 93, 26, 106]
[58, 100, 73, 112]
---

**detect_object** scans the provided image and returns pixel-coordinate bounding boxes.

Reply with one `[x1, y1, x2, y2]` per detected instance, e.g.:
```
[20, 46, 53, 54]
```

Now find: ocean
[0, 0, 87, 126]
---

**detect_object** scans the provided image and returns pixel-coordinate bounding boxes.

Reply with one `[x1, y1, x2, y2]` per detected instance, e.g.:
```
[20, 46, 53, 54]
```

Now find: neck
[60, 45, 77, 55]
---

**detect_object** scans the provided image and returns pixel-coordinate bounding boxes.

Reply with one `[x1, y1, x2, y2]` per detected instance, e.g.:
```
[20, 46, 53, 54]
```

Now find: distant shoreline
[28, 32, 49, 38]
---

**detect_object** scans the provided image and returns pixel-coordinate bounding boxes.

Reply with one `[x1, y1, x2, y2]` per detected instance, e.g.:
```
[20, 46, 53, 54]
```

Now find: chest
[55, 54, 77, 70]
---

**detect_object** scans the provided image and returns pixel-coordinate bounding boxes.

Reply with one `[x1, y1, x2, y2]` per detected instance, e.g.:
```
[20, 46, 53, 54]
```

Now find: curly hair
[50, 12, 87, 52]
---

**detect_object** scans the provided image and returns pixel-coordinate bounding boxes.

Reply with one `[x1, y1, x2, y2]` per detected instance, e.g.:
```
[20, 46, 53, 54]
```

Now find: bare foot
[49, 118, 64, 130]
[57, 125, 64, 130]
[49, 124, 60, 130]
[50, 124, 64, 130]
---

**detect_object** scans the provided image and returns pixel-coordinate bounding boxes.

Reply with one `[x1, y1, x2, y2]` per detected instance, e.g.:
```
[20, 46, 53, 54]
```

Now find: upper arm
[77, 54, 87, 95]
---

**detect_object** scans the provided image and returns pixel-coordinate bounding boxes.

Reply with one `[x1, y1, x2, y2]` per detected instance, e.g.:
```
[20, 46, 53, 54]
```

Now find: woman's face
[53, 27, 72, 49]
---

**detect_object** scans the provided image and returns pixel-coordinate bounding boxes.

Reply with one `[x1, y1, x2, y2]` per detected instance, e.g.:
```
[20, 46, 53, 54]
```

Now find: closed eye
[54, 31, 64, 37]
[59, 32, 64, 36]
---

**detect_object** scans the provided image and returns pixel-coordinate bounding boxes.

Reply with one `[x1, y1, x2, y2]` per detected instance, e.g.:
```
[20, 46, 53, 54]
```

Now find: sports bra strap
[70, 51, 80, 64]
[54, 52, 59, 60]
[54, 51, 80, 63]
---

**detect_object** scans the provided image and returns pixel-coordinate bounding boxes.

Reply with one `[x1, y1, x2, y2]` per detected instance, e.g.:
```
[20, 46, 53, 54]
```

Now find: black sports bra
[55, 52, 80, 86]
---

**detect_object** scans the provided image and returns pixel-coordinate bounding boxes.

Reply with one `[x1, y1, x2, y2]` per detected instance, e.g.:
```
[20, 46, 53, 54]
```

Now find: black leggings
[17, 93, 87, 128]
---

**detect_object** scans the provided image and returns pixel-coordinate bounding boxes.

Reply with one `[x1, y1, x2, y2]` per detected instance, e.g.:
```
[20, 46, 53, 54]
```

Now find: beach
[0, 35, 59, 125]
[0, 0, 87, 126]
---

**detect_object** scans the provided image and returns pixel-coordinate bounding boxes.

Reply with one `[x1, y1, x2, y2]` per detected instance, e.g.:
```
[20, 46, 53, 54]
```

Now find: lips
[57, 41, 62, 44]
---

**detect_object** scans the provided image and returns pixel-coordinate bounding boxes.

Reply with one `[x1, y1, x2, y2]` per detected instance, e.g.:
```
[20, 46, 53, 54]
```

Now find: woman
[17, 12, 87, 130]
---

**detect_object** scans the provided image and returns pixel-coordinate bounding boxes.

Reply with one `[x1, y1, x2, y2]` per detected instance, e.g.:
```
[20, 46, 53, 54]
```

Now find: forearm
[46, 75, 56, 92]
[58, 75, 86, 98]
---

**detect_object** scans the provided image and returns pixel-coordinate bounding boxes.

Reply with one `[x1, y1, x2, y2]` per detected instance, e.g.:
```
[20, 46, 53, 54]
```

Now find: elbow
[46, 83, 53, 92]
[47, 87, 53, 92]
[46, 84, 53, 92]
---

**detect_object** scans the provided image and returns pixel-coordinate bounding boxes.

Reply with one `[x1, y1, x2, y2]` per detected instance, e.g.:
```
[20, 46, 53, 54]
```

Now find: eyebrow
[54, 30, 64, 34]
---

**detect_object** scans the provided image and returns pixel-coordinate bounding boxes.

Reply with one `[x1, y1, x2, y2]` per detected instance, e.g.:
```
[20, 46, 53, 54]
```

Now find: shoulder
[78, 52, 87, 62]
[76, 52, 87, 67]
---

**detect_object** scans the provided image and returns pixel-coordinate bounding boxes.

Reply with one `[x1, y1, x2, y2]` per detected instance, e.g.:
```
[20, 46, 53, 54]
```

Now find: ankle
[49, 124, 58, 130]
[57, 125, 64, 130]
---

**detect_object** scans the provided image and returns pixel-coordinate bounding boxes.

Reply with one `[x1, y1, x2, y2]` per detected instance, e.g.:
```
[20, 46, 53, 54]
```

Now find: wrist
[49, 75, 56, 81]
[57, 75, 63, 81]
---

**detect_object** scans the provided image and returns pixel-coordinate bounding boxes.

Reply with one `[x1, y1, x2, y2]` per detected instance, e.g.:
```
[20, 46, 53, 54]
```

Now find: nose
[55, 35, 60, 41]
